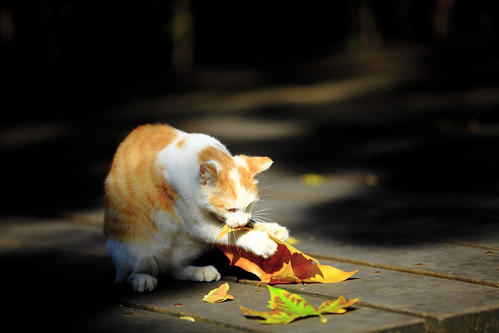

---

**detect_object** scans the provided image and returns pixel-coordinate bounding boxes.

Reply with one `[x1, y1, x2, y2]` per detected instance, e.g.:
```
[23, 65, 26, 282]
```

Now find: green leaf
[239, 285, 358, 324]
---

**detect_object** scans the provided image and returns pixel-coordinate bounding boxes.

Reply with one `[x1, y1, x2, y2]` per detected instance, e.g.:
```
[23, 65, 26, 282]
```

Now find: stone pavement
[1, 168, 498, 332]
[2, 47, 499, 332]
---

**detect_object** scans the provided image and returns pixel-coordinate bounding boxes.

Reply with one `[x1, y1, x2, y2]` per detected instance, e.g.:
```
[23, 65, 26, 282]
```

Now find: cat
[103, 124, 288, 292]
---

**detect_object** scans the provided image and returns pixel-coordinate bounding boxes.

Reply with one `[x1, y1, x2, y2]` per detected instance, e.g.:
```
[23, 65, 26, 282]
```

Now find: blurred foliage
[1, 0, 498, 76]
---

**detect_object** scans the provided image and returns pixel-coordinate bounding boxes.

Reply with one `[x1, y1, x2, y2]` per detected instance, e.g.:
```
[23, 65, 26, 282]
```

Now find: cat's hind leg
[173, 265, 221, 282]
[168, 235, 221, 282]
[106, 239, 160, 292]
[128, 273, 158, 292]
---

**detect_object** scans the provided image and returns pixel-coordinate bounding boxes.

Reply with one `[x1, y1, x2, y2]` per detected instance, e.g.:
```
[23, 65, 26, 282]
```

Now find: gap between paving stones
[119, 301, 264, 333]
[409, 235, 499, 251]
[304, 253, 499, 289]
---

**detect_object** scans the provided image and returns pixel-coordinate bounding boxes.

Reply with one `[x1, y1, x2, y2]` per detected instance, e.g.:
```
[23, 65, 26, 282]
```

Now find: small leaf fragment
[301, 173, 326, 187]
[202, 283, 234, 303]
[317, 296, 359, 315]
[179, 316, 195, 322]
[286, 236, 300, 245]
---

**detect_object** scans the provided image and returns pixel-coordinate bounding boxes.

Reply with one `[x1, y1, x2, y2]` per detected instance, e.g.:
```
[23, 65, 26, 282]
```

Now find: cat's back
[112, 124, 181, 170]
[104, 124, 183, 240]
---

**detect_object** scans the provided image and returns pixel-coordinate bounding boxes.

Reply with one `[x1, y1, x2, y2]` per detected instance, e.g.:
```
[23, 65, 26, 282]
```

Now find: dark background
[1, 0, 499, 221]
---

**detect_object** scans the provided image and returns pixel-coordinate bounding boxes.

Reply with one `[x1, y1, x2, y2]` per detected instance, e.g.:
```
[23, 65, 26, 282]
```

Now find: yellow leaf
[202, 282, 234, 303]
[179, 316, 195, 322]
[217, 225, 250, 240]
[364, 174, 378, 186]
[301, 173, 326, 187]
[308, 264, 359, 283]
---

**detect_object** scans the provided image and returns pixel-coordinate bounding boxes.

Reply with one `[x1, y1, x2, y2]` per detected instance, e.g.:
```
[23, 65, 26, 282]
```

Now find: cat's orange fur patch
[237, 165, 257, 193]
[104, 124, 180, 241]
[198, 146, 237, 212]
[176, 138, 187, 149]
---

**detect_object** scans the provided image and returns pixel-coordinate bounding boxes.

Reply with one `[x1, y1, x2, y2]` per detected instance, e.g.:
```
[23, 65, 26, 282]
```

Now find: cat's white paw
[238, 231, 278, 258]
[193, 265, 221, 282]
[128, 273, 158, 292]
[255, 222, 289, 242]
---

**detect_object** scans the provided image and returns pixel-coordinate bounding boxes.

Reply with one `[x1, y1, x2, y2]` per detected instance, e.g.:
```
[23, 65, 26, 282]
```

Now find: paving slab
[291, 226, 499, 288]
[74, 305, 239, 333]
[123, 280, 426, 333]
[0, 244, 239, 333]
[0, 217, 107, 257]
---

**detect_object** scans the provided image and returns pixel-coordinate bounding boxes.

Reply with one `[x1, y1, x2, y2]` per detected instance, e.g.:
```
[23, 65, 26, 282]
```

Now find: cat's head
[198, 147, 272, 228]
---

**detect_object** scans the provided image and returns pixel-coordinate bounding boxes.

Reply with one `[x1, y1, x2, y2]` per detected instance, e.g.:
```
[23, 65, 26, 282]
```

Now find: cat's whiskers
[209, 221, 226, 250]
[254, 207, 275, 213]
[258, 184, 275, 192]
[232, 229, 241, 255]
[252, 216, 280, 225]
[252, 212, 275, 220]
[256, 194, 278, 200]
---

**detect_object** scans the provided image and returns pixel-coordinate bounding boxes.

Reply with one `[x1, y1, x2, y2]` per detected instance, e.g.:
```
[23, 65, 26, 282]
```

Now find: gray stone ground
[2, 47, 499, 332]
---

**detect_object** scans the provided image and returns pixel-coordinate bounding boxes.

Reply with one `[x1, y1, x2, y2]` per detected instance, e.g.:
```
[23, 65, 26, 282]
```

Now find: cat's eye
[245, 202, 256, 213]
[226, 208, 238, 213]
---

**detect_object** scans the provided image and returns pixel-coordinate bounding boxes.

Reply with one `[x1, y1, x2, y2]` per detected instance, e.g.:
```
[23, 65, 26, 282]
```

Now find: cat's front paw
[128, 273, 158, 292]
[254, 222, 289, 242]
[238, 231, 278, 258]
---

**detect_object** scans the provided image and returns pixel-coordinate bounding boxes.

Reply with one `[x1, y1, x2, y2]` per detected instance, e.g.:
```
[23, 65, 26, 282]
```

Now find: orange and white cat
[104, 124, 288, 292]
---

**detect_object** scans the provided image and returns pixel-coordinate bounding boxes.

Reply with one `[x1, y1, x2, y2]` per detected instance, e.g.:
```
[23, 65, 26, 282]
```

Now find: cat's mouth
[204, 209, 255, 228]
[226, 217, 256, 228]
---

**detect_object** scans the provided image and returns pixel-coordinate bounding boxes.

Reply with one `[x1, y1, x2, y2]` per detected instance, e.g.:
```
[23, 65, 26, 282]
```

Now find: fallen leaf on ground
[179, 316, 195, 322]
[240, 285, 358, 324]
[301, 173, 326, 187]
[217, 236, 358, 284]
[202, 282, 235, 303]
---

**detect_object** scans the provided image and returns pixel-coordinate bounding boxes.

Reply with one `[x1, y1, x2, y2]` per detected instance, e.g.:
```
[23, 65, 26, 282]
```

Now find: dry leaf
[202, 283, 234, 303]
[240, 285, 358, 324]
[364, 174, 378, 186]
[217, 236, 357, 284]
[301, 173, 326, 187]
[217, 225, 250, 240]
[179, 316, 195, 322]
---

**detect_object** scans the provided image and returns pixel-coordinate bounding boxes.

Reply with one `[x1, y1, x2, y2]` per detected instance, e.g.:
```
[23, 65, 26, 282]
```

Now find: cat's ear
[242, 156, 273, 176]
[200, 160, 221, 185]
